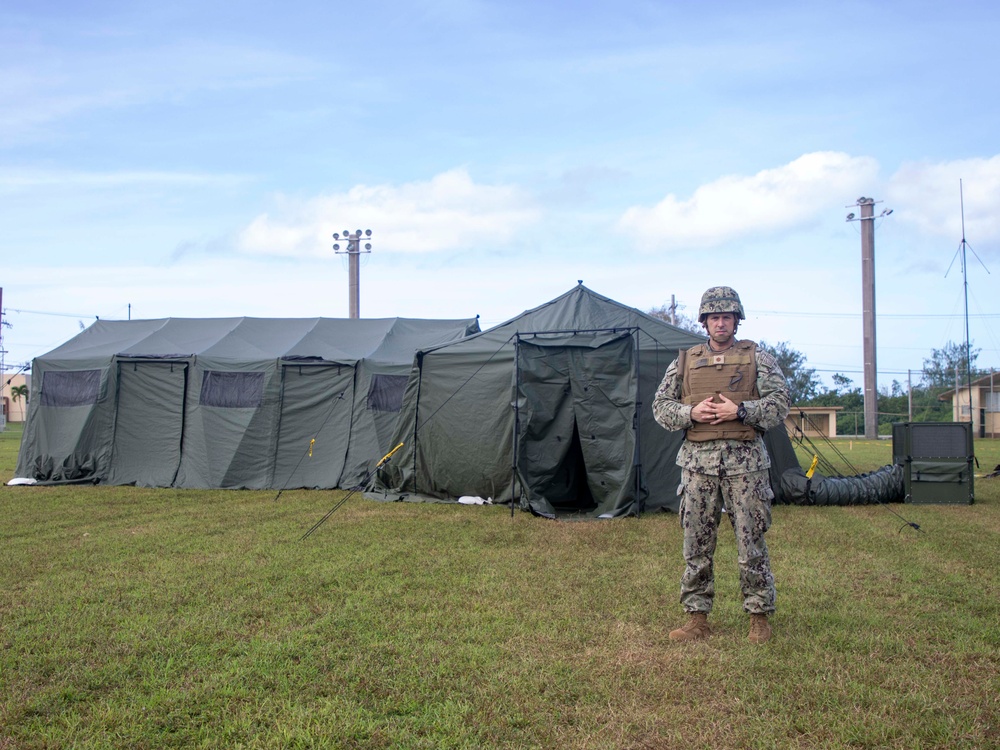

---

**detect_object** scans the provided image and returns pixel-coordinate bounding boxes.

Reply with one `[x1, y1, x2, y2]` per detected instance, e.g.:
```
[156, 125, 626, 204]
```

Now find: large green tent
[377, 284, 718, 518]
[15, 316, 479, 489]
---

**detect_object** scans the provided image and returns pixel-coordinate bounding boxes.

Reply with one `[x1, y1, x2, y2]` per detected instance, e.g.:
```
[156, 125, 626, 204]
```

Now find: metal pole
[0, 286, 5, 433]
[992, 368, 996, 438]
[860, 198, 878, 439]
[348, 235, 360, 319]
[908, 369, 913, 422]
[333, 230, 372, 320]
[959, 180, 973, 425]
[955, 366, 961, 420]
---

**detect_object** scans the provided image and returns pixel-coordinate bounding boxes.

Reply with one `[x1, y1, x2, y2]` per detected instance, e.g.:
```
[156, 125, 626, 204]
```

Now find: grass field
[1, 425, 997, 749]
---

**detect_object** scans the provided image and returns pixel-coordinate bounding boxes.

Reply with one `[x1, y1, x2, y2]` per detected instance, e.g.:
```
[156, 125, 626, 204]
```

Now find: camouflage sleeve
[652, 358, 694, 432]
[743, 348, 791, 431]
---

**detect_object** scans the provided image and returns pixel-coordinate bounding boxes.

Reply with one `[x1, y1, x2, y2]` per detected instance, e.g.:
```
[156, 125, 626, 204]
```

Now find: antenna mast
[947, 179, 992, 428]
[960, 180, 972, 417]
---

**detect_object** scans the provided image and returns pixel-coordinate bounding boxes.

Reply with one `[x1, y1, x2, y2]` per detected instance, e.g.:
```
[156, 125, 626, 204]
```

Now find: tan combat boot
[748, 614, 772, 644]
[669, 612, 710, 641]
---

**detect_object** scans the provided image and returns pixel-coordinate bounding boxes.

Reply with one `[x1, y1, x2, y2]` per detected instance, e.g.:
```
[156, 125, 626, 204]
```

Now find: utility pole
[333, 229, 373, 319]
[846, 197, 892, 439]
[0, 286, 4, 432]
[907, 369, 913, 422]
[955, 366, 961, 421]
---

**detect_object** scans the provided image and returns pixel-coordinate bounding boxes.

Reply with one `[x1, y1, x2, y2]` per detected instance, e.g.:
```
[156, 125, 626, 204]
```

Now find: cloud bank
[236, 168, 541, 258]
[617, 152, 880, 251]
[888, 155, 1000, 246]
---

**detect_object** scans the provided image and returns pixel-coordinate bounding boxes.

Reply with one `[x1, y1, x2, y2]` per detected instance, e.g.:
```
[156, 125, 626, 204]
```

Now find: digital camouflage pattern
[697, 285, 745, 322]
[678, 468, 775, 614]
[653, 342, 790, 616]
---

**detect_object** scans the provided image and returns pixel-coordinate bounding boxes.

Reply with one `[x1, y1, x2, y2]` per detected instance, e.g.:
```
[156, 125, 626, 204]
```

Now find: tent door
[109, 360, 188, 486]
[547, 417, 598, 512]
[274, 364, 356, 489]
[514, 333, 639, 517]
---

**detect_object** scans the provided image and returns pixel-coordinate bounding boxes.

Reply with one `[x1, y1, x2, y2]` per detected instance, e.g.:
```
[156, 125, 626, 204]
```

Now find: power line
[754, 310, 1000, 320]
[5, 307, 98, 319]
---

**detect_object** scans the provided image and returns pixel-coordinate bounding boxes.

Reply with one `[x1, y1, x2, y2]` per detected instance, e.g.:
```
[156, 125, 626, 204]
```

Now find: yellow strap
[806, 455, 819, 479]
[376, 442, 404, 468]
[308, 438, 315, 457]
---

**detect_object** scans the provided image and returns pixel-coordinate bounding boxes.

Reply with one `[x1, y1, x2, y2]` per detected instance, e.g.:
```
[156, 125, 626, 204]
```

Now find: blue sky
[3, 0, 999, 389]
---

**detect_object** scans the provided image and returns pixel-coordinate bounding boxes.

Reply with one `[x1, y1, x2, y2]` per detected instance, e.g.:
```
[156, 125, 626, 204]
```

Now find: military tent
[376, 284, 800, 518]
[14, 316, 479, 489]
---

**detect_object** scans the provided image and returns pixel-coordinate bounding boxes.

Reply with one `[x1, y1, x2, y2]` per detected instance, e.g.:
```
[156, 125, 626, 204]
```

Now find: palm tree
[10, 384, 28, 404]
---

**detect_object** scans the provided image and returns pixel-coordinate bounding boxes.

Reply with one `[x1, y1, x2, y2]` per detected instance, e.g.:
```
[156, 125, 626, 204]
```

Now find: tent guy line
[299, 442, 404, 541]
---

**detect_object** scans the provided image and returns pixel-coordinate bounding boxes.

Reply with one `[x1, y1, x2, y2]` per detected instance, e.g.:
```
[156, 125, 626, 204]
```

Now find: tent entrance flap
[274, 363, 356, 489]
[513, 330, 641, 518]
[108, 359, 188, 486]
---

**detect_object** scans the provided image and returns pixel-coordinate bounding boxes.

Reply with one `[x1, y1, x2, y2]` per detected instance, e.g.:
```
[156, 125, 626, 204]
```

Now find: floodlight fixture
[331, 227, 374, 319]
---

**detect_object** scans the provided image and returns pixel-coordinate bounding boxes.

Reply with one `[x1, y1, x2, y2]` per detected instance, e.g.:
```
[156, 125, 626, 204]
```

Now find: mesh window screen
[40, 370, 102, 407]
[367, 374, 408, 412]
[199, 371, 265, 408]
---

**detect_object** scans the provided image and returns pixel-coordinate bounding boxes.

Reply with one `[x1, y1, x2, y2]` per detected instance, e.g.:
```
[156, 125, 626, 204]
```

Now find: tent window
[200, 371, 265, 408]
[367, 374, 408, 412]
[40, 369, 102, 407]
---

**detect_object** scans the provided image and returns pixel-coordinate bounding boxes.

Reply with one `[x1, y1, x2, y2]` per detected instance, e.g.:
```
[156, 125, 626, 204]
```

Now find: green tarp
[15, 316, 480, 489]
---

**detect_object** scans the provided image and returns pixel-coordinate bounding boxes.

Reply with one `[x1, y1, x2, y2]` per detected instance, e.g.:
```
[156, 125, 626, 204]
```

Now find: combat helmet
[698, 286, 745, 322]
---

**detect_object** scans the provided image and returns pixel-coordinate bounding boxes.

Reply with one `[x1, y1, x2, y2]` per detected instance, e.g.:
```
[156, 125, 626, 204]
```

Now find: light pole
[846, 198, 892, 439]
[333, 229, 372, 319]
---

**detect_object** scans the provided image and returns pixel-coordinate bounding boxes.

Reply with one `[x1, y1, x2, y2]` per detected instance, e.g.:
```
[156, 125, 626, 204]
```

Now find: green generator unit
[892, 422, 974, 505]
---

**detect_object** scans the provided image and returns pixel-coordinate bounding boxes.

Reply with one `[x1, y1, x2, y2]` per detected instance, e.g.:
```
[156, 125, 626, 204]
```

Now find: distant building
[784, 405, 842, 438]
[938, 372, 1000, 438]
[2, 372, 31, 423]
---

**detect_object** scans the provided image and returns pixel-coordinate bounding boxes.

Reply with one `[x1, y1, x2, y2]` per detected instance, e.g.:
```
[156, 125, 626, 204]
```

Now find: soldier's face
[705, 313, 736, 348]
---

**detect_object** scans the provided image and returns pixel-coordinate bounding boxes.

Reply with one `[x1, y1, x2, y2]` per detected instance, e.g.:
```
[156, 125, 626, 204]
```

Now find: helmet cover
[698, 286, 745, 322]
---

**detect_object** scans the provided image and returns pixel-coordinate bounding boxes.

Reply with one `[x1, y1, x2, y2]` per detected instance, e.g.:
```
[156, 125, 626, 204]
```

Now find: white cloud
[888, 155, 1000, 247]
[236, 168, 542, 258]
[617, 152, 880, 251]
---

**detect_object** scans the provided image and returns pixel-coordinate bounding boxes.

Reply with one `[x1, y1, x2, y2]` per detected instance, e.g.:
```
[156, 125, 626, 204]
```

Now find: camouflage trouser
[678, 468, 776, 615]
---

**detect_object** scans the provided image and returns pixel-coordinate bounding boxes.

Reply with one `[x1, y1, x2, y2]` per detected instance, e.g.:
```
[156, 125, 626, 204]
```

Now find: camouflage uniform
[652, 344, 790, 616]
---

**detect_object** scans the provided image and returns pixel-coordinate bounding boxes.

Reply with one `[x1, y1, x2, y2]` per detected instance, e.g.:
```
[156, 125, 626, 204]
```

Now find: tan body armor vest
[679, 340, 759, 441]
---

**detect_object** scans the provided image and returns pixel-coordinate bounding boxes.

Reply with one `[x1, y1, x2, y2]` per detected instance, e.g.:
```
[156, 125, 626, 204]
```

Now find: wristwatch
[736, 403, 748, 423]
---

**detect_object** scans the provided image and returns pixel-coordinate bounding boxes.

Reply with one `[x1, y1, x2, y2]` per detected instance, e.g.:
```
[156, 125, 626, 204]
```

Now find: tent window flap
[40, 369, 102, 407]
[199, 371, 265, 408]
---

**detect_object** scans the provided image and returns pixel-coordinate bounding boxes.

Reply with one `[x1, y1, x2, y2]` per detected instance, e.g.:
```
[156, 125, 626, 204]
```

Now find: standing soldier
[652, 286, 790, 643]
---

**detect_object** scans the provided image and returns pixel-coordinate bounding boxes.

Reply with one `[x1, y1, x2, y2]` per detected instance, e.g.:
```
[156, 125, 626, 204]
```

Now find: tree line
[647, 304, 988, 435]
